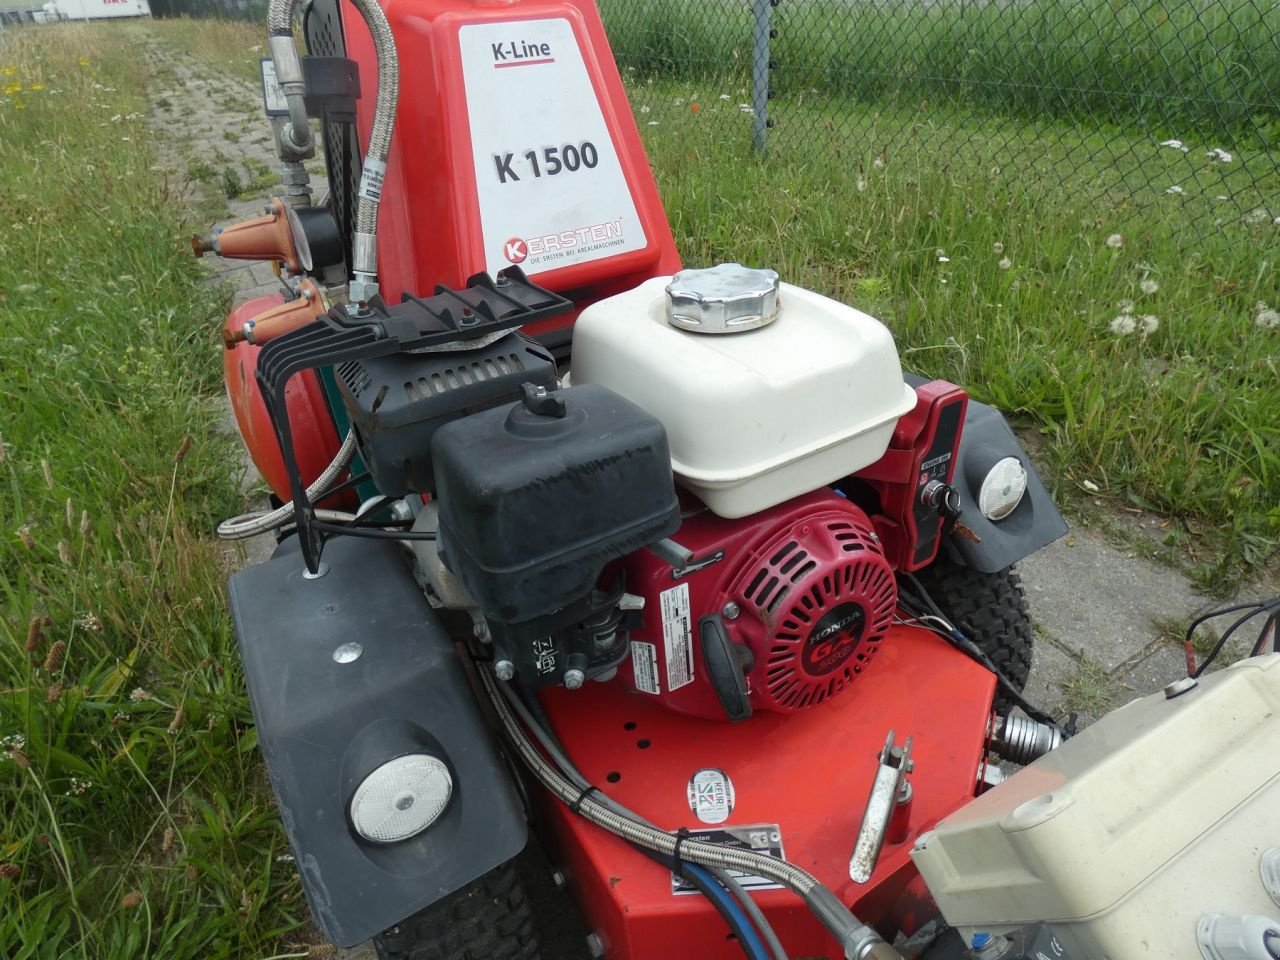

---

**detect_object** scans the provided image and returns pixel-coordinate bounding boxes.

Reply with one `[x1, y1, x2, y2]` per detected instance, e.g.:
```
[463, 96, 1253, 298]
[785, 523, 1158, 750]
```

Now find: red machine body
[538, 627, 997, 960]
[227, 0, 681, 500]
[620, 490, 898, 720]
[341, 0, 682, 339]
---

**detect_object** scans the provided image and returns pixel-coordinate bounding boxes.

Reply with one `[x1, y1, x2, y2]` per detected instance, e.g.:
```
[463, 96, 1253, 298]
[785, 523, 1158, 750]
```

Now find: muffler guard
[228, 536, 526, 947]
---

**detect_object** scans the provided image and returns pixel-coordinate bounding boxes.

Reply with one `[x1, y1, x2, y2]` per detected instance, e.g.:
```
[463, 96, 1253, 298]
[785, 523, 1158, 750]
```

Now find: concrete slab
[1018, 530, 1206, 672]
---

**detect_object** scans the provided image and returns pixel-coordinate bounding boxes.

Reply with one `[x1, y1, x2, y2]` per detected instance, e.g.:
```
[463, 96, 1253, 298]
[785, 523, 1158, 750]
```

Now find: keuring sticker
[687, 768, 735, 825]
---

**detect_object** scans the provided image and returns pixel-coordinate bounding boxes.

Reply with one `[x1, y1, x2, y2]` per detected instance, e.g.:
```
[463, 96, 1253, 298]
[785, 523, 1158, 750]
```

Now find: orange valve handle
[193, 197, 302, 274]
[223, 279, 328, 349]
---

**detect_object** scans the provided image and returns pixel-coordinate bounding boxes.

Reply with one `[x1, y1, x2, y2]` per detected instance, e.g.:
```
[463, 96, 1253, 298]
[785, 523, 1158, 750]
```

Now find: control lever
[850, 730, 913, 883]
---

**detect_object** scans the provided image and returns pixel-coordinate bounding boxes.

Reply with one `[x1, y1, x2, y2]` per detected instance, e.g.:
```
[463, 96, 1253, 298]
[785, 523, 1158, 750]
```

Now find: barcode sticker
[660, 583, 694, 690]
[631, 641, 660, 694]
[358, 158, 387, 202]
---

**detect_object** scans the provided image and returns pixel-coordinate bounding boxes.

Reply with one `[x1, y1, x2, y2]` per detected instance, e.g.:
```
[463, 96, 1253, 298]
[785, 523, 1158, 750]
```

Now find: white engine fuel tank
[570, 267, 917, 518]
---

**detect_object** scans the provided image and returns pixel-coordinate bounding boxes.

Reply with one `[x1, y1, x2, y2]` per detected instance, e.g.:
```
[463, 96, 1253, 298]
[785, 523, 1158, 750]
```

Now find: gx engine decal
[802, 602, 866, 675]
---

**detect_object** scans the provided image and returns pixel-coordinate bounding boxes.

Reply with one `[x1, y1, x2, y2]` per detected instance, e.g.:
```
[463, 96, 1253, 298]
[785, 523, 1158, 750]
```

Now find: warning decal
[631, 641, 660, 695]
[660, 583, 695, 691]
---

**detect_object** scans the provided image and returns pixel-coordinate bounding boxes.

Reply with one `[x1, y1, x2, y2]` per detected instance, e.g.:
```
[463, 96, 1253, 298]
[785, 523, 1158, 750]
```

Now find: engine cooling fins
[255, 267, 573, 572]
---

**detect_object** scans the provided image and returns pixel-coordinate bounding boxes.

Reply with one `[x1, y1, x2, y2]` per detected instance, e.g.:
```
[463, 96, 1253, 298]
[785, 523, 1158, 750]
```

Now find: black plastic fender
[227, 536, 526, 947]
[941, 397, 1068, 572]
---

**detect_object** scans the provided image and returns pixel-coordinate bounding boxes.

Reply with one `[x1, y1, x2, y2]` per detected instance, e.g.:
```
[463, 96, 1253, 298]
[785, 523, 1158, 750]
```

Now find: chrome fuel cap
[665, 263, 781, 334]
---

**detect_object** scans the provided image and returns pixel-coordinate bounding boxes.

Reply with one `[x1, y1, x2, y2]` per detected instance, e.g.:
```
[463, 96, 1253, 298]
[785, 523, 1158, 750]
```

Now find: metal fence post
[752, 0, 772, 153]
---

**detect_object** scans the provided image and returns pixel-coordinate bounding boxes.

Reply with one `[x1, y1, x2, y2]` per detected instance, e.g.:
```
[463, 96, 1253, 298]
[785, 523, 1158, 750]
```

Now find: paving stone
[1019, 530, 1206, 672]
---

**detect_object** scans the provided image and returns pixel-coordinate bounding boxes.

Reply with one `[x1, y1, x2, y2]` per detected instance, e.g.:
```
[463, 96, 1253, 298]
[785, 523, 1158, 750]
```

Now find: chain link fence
[599, 0, 1280, 232]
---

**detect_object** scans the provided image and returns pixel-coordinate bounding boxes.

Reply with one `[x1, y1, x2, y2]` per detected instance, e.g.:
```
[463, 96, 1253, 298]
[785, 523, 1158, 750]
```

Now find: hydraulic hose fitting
[989, 713, 1062, 765]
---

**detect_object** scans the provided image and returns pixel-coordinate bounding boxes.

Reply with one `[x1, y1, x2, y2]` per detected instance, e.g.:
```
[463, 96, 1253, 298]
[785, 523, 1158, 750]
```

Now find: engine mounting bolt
[722, 602, 741, 620]
[494, 660, 515, 681]
[585, 933, 605, 958]
[472, 622, 488, 639]
[564, 668, 586, 690]
[550, 869, 566, 889]
[1164, 676, 1198, 699]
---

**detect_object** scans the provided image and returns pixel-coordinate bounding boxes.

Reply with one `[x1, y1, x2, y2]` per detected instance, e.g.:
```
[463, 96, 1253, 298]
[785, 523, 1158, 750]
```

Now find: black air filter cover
[336, 332, 556, 495]
[432, 384, 681, 624]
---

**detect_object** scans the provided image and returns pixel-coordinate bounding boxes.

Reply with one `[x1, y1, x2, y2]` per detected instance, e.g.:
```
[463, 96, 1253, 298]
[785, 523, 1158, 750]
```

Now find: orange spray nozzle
[196, 197, 302, 274]
[223, 279, 329, 350]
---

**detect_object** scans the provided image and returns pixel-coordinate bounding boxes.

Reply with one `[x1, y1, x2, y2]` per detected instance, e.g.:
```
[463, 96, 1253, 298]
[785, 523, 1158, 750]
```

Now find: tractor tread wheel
[372, 862, 540, 960]
[913, 560, 1034, 704]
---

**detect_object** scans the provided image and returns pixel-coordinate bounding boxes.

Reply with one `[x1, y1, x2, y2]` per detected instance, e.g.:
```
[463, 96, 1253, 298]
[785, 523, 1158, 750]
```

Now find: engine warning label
[660, 583, 694, 691]
[459, 18, 648, 276]
[630, 641, 660, 695]
[670, 824, 786, 894]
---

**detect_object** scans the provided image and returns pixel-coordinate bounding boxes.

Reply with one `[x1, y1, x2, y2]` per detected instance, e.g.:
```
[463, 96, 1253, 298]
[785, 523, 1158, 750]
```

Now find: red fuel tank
[340, 0, 682, 342]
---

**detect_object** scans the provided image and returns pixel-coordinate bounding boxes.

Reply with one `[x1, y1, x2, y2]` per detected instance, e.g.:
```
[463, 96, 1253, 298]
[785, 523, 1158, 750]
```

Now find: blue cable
[683, 862, 771, 960]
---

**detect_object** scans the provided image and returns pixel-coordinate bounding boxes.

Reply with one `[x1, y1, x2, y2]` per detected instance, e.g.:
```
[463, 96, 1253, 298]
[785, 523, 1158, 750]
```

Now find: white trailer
[48, 0, 151, 19]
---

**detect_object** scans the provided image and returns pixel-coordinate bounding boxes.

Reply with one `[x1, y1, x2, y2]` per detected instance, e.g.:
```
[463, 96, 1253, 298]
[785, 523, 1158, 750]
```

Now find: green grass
[0, 23, 309, 958]
[634, 86, 1280, 589]
[600, 0, 1280, 147]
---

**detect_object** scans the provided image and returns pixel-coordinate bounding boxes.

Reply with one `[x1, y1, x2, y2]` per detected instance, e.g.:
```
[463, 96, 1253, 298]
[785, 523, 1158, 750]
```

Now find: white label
[358, 158, 387, 203]
[671, 825, 786, 894]
[660, 583, 694, 691]
[687, 768, 735, 825]
[260, 59, 288, 116]
[630, 641, 660, 695]
[459, 19, 648, 276]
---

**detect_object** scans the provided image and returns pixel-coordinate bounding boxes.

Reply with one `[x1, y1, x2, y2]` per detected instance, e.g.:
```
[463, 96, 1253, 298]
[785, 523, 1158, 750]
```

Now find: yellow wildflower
[78, 57, 90, 67]
[13, 101, 25, 111]
[28, 84, 43, 92]
[1, 67, 15, 77]
[3, 83, 21, 95]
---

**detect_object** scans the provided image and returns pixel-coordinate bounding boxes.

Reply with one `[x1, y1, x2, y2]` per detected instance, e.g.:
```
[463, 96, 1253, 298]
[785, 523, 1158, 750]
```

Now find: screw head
[494, 660, 515, 681]
[585, 932, 605, 958]
[722, 601, 741, 620]
[564, 669, 586, 690]
[332, 642, 363, 664]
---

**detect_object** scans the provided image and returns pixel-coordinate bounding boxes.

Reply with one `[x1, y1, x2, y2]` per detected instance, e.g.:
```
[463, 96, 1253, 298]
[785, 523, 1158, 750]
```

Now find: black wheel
[912, 558, 1034, 706]
[373, 863, 541, 960]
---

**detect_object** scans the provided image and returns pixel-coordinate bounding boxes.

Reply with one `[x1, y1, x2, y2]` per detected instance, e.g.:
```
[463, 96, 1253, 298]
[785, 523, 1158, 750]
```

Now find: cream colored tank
[570, 267, 918, 518]
[911, 654, 1280, 960]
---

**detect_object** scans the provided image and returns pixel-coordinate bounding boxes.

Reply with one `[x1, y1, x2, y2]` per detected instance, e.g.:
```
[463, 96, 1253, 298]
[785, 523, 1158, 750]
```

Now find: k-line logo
[491, 39, 556, 68]
[503, 220, 625, 263]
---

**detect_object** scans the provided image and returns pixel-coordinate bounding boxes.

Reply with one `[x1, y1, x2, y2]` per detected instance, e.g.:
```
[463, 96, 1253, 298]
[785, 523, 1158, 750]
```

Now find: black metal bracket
[303, 56, 361, 121]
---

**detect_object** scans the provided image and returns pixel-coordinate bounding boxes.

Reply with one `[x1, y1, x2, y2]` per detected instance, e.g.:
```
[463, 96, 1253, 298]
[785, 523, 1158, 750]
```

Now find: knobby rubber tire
[914, 559, 1034, 708]
[372, 862, 541, 960]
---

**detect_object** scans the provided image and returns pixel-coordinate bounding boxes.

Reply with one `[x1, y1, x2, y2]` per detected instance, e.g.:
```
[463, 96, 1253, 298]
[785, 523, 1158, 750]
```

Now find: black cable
[897, 574, 1062, 730]
[1192, 602, 1280, 678]
[318, 470, 373, 501]
[313, 521, 437, 541]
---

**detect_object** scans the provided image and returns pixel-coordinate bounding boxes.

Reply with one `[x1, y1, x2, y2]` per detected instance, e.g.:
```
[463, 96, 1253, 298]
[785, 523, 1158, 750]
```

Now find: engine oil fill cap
[665, 263, 781, 334]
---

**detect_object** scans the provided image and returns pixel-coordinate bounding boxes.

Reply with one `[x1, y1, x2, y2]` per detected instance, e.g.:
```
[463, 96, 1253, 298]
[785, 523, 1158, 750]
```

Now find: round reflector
[349, 754, 452, 844]
[978, 456, 1028, 521]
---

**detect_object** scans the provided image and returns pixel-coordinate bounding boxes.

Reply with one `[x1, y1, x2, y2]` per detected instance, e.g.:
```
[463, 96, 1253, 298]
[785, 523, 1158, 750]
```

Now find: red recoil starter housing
[620, 490, 898, 721]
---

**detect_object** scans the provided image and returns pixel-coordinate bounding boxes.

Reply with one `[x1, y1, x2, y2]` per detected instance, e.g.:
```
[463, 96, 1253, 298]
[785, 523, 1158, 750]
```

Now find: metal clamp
[849, 730, 913, 883]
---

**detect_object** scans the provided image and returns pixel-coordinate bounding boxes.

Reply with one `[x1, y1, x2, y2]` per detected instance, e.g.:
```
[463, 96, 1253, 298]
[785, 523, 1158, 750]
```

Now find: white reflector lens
[350, 754, 452, 844]
[978, 456, 1028, 521]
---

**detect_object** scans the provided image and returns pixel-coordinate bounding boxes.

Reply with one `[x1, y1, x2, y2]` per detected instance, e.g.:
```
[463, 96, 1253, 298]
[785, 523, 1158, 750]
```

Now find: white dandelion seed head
[1207, 147, 1233, 163]
[639, 105, 650, 114]
[1116, 299, 1135, 313]
[992, 242, 1005, 254]
[873, 157, 885, 169]
[998, 257, 1012, 271]
[1166, 185, 1185, 195]
[1159, 139, 1189, 153]
[1106, 234, 1124, 249]
[1140, 315, 1159, 334]
[1110, 315, 1137, 335]
[1255, 307, 1280, 329]
[1140, 279, 1159, 295]
[856, 178, 867, 192]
